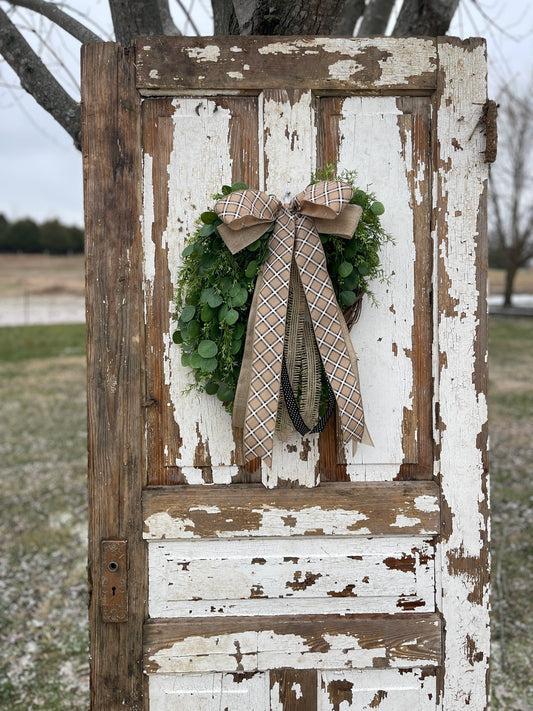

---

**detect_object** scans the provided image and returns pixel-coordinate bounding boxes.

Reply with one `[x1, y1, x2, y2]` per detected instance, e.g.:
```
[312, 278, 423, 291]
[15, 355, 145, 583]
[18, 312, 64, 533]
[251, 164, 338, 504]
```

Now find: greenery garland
[173, 166, 391, 410]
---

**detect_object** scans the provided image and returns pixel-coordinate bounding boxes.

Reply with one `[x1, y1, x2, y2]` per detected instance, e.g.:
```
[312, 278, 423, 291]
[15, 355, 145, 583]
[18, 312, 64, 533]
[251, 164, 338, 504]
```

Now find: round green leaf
[340, 290, 357, 306]
[229, 285, 248, 307]
[218, 304, 229, 322]
[200, 357, 218, 373]
[220, 277, 233, 293]
[342, 271, 359, 290]
[371, 201, 385, 216]
[343, 239, 358, 260]
[245, 260, 258, 278]
[358, 262, 370, 276]
[222, 185, 232, 195]
[181, 352, 191, 367]
[198, 339, 218, 359]
[179, 305, 196, 323]
[231, 181, 248, 191]
[225, 309, 239, 325]
[182, 244, 194, 258]
[247, 239, 262, 252]
[338, 261, 353, 278]
[353, 189, 367, 207]
[205, 381, 219, 395]
[217, 385, 235, 402]
[190, 352, 204, 369]
[201, 211, 218, 224]
[200, 304, 215, 322]
[199, 223, 217, 237]
[187, 320, 201, 338]
[172, 330, 183, 344]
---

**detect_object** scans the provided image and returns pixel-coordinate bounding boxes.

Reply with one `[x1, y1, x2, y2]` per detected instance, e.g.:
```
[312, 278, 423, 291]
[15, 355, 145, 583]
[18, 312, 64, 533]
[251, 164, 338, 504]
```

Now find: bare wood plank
[82, 42, 146, 710]
[432, 37, 490, 708]
[144, 614, 442, 674]
[271, 669, 317, 710]
[135, 37, 437, 94]
[142, 481, 440, 539]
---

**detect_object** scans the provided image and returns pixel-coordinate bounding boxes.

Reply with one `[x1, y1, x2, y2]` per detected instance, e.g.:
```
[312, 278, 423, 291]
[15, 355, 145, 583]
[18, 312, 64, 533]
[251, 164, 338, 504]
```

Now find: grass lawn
[0, 318, 531, 709]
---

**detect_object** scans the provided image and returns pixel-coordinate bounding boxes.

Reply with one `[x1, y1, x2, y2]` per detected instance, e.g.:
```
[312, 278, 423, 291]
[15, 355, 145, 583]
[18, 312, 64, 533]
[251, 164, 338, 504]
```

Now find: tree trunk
[226, 0, 365, 35]
[108, 0, 167, 45]
[503, 264, 517, 307]
[392, 0, 460, 36]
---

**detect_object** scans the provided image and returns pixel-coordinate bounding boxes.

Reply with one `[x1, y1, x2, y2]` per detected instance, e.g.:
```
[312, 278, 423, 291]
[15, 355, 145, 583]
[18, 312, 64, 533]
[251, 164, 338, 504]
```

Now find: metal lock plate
[101, 540, 128, 623]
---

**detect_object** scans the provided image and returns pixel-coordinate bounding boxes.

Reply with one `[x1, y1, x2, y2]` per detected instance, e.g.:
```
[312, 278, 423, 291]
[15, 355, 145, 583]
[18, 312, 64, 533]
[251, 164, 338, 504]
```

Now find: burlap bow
[215, 180, 371, 467]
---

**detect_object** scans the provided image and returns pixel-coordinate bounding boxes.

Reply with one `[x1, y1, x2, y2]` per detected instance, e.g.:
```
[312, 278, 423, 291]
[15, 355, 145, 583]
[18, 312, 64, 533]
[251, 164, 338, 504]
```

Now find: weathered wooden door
[82, 37, 490, 710]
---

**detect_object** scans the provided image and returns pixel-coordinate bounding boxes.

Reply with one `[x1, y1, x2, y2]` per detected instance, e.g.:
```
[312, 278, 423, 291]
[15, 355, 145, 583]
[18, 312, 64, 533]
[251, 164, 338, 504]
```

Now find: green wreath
[173, 167, 391, 410]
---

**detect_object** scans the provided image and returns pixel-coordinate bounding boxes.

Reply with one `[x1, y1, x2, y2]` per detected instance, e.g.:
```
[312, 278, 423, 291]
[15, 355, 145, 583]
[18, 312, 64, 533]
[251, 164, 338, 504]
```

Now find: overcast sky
[0, 0, 532, 228]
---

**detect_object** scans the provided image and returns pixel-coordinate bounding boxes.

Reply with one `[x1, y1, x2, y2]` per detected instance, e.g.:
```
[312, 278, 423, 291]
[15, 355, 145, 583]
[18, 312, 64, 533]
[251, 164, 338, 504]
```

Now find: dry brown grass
[489, 267, 533, 294]
[0, 253, 85, 298]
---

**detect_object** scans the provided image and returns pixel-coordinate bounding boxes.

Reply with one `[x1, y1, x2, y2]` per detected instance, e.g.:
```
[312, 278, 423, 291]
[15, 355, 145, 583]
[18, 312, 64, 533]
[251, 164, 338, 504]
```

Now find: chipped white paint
[320, 669, 437, 710]
[182, 45, 220, 62]
[433, 40, 490, 709]
[328, 59, 363, 81]
[391, 514, 422, 528]
[148, 536, 434, 617]
[144, 504, 374, 540]
[157, 97, 240, 479]
[230, 46, 243, 53]
[226, 71, 244, 79]
[149, 69, 159, 79]
[336, 96, 416, 478]
[257, 37, 436, 87]
[141, 152, 155, 298]
[149, 671, 269, 710]
[415, 494, 440, 513]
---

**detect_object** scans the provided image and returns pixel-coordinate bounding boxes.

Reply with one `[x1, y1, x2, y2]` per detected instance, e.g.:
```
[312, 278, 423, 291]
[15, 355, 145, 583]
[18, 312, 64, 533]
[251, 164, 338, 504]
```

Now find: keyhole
[108, 561, 118, 572]
[112, 586, 116, 596]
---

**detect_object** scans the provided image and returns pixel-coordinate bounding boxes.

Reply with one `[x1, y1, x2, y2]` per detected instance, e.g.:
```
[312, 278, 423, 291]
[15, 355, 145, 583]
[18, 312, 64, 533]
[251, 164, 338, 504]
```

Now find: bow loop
[294, 180, 354, 220]
[214, 180, 371, 467]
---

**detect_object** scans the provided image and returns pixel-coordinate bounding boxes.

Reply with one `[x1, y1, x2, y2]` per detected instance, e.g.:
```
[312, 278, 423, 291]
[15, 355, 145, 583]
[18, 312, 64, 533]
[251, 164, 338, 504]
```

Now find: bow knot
[214, 180, 370, 467]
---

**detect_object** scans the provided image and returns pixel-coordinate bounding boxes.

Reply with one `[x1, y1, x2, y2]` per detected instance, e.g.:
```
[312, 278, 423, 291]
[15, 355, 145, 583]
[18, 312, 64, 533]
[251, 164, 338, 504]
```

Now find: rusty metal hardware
[101, 540, 128, 623]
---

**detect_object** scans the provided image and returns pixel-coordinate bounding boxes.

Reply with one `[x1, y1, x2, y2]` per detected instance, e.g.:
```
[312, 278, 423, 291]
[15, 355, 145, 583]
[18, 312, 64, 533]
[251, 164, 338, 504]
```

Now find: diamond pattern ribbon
[215, 180, 369, 467]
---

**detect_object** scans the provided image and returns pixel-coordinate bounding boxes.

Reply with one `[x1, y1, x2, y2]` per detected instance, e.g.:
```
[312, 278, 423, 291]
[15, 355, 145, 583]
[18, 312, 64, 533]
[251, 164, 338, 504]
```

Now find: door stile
[432, 37, 490, 708]
[82, 43, 148, 710]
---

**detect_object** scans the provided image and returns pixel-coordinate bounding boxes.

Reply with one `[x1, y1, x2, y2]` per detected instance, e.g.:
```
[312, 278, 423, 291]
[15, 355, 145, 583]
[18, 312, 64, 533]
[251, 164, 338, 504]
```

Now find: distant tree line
[0, 214, 83, 253]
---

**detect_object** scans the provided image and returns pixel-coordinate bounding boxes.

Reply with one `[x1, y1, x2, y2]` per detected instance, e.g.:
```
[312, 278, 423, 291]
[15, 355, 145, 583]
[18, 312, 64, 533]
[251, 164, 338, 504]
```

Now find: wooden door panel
[143, 91, 432, 485]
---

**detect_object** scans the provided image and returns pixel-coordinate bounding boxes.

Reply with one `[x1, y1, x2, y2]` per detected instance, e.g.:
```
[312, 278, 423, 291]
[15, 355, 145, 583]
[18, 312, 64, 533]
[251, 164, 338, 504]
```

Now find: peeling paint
[182, 45, 220, 62]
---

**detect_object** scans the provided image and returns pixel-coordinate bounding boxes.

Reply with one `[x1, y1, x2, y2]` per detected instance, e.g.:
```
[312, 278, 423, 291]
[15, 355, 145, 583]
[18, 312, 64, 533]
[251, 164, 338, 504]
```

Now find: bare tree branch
[0, 6, 80, 148]
[6, 0, 103, 42]
[392, 0, 460, 36]
[358, 0, 395, 35]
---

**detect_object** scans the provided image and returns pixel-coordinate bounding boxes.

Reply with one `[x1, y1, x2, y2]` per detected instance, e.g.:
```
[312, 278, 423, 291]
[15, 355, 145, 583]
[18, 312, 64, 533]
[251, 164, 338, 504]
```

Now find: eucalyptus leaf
[200, 304, 215, 322]
[205, 381, 219, 395]
[198, 340, 218, 359]
[201, 211, 218, 224]
[172, 330, 183, 344]
[231, 181, 248, 191]
[225, 309, 239, 325]
[182, 244, 194, 258]
[371, 201, 385, 216]
[217, 385, 235, 402]
[200, 356, 218, 373]
[338, 262, 353, 278]
[340, 290, 357, 306]
[179, 305, 196, 323]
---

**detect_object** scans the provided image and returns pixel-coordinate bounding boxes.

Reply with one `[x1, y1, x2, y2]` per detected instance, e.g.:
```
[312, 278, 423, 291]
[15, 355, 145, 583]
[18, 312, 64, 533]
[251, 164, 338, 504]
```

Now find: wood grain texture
[82, 43, 146, 710]
[135, 36, 437, 94]
[271, 669, 317, 710]
[144, 614, 443, 674]
[432, 37, 490, 709]
[143, 481, 441, 539]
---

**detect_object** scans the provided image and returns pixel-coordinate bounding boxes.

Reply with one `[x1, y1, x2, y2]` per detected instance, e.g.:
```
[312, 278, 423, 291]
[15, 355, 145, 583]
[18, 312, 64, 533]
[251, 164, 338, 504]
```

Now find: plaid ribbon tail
[242, 212, 295, 467]
[293, 216, 366, 446]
